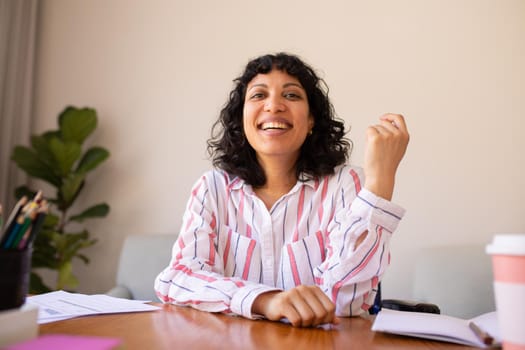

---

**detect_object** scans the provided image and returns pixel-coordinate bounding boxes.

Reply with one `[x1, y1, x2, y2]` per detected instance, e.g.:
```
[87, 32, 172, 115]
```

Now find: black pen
[20, 201, 48, 250]
[469, 321, 494, 346]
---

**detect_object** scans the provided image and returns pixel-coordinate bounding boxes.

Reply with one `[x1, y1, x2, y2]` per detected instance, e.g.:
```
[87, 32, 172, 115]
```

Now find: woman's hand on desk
[252, 285, 339, 327]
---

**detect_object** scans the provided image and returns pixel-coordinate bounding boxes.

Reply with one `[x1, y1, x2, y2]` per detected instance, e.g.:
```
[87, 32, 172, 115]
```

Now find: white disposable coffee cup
[486, 234, 525, 350]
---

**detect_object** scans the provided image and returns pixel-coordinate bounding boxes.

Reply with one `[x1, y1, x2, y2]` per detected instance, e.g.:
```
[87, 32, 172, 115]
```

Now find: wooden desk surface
[40, 304, 476, 350]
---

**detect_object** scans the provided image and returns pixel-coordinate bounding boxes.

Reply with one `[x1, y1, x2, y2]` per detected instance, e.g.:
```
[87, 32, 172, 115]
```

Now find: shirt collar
[228, 173, 318, 192]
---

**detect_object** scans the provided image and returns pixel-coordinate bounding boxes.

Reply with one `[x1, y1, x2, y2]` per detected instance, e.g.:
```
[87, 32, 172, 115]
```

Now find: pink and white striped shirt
[154, 164, 405, 319]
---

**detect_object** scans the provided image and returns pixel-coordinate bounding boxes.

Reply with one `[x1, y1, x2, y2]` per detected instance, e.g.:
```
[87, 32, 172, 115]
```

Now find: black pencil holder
[0, 247, 32, 311]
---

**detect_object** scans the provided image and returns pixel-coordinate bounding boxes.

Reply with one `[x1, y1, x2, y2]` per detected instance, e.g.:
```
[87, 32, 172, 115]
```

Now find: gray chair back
[108, 234, 177, 301]
[413, 244, 495, 318]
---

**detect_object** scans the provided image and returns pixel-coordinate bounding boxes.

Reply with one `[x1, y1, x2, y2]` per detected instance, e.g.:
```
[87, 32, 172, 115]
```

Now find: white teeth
[261, 122, 288, 130]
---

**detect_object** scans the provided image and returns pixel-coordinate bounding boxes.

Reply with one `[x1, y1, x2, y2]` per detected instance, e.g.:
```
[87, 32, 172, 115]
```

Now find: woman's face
[243, 69, 314, 166]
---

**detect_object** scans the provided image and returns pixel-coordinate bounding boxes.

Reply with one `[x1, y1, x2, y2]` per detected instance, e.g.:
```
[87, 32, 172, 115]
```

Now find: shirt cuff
[230, 284, 280, 319]
[353, 188, 406, 232]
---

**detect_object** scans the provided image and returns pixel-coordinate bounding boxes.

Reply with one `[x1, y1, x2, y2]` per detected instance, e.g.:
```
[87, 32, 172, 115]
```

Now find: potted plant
[11, 106, 110, 293]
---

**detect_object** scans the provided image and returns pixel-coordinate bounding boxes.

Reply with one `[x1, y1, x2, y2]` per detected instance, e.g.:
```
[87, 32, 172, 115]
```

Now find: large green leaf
[64, 181, 85, 210]
[49, 138, 82, 176]
[41, 130, 61, 142]
[57, 261, 78, 290]
[76, 147, 110, 173]
[49, 231, 68, 257]
[70, 203, 110, 222]
[53, 230, 96, 263]
[31, 135, 57, 168]
[11, 146, 62, 187]
[42, 213, 60, 229]
[59, 106, 97, 144]
[60, 173, 86, 206]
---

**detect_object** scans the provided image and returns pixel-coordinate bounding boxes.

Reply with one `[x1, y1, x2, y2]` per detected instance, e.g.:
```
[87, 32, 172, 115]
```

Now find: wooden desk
[40, 304, 476, 350]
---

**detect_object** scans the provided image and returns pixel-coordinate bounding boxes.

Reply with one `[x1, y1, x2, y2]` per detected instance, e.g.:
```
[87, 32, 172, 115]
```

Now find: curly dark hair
[207, 52, 352, 187]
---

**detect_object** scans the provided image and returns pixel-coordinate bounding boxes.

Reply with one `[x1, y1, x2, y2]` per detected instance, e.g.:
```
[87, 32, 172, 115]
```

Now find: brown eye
[248, 92, 265, 100]
[284, 92, 301, 100]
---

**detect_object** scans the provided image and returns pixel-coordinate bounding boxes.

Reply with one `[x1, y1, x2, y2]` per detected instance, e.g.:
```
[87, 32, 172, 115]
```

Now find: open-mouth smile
[259, 121, 291, 131]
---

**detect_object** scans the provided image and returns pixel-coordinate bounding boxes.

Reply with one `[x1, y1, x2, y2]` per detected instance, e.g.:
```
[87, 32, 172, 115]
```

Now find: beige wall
[33, 0, 525, 299]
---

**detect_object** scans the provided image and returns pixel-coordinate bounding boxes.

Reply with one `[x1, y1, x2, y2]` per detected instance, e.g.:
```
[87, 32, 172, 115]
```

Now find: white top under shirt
[154, 164, 405, 319]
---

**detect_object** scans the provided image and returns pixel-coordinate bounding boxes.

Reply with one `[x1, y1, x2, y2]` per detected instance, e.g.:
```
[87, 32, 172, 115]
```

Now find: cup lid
[486, 234, 525, 256]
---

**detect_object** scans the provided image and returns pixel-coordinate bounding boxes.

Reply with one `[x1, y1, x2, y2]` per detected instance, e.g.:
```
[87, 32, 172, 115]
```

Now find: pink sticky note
[6, 334, 122, 350]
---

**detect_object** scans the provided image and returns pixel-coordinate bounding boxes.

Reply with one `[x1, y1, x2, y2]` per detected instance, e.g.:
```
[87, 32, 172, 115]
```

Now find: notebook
[371, 308, 500, 348]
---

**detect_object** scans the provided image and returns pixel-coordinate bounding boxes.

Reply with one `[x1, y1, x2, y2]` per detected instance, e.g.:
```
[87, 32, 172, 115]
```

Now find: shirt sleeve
[314, 167, 406, 316]
[154, 173, 278, 319]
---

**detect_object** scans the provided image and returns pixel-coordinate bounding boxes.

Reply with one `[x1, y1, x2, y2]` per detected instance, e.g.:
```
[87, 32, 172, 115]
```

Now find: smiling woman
[242, 70, 313, 180]
[154, 52, 410, 328]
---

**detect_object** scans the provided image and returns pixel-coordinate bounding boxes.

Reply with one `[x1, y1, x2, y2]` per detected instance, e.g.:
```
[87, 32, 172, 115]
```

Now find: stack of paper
[26, 290, 160, 324]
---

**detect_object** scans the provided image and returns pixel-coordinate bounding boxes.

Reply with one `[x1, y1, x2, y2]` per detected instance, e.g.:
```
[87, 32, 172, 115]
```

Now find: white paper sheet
[26, 290, 161, 324]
